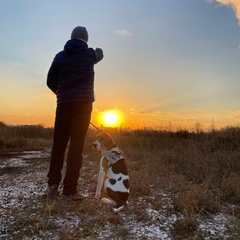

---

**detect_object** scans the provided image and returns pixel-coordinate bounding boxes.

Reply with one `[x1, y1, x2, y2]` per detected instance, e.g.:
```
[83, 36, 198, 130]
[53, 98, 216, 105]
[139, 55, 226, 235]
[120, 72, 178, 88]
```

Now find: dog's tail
[113, 201, 129, 213]
[112, 205, 125, 213]
[101, 197, 127, 213]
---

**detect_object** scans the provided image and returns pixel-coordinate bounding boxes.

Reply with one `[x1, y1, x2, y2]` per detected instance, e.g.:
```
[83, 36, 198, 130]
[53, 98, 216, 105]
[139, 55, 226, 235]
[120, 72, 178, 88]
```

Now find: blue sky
[0, 0, 240, 130]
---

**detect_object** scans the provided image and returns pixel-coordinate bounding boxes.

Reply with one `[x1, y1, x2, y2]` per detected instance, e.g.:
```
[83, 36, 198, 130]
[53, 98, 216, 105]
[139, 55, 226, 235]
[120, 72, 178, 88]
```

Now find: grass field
[1, 123, 240, 239]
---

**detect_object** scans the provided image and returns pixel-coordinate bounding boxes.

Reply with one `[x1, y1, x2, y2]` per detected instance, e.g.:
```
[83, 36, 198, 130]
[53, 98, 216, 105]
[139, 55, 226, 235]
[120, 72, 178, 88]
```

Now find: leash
[90, 122, 102, 132]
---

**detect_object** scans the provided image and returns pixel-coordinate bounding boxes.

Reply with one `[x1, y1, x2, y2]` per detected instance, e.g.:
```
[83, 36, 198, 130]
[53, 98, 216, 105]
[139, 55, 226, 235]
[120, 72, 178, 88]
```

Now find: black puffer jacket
[47, 39, 103, 104]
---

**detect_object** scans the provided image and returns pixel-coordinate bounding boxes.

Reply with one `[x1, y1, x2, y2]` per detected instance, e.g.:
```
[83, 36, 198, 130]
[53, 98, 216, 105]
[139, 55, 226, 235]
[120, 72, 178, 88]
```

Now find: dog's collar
[103, 146, 124, 166]
[108, 144, 117, 150]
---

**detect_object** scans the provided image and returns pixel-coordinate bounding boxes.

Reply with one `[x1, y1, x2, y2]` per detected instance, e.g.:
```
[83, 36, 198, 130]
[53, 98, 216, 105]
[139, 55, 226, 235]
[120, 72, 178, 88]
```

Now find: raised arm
[95, 48, 104, 63]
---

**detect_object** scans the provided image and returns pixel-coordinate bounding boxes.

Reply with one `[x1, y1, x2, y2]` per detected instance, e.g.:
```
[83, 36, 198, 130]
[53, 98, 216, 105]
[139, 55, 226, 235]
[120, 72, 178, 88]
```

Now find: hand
[95, 47, 103, 52]
[95, 48, 104, 61]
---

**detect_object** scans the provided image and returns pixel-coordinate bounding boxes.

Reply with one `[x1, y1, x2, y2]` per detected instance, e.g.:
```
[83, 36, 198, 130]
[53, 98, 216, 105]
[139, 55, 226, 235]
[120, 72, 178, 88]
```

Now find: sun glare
[101, 110, 121, 127]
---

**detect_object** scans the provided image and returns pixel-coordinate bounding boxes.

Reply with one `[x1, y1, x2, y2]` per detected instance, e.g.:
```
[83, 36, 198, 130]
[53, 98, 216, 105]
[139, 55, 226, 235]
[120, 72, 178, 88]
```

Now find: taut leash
[90, 122, 102, 133]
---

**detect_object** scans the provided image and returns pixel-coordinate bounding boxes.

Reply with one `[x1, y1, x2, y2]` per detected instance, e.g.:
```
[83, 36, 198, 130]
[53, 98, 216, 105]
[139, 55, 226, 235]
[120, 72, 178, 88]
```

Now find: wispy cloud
[231, 110, 240, 119]
[208, 0, 240, 25]
[114, 29, 133, 37]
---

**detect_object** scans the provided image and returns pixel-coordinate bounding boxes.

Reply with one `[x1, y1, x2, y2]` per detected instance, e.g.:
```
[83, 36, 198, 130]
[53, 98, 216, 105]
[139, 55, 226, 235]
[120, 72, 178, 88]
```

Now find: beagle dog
[93, 132, 129, 212]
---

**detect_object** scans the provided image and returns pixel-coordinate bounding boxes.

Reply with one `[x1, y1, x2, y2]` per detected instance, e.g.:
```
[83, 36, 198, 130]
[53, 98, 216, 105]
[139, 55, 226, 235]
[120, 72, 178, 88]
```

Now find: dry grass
[171, 217, 198, 239]
[226, 218, 240, 240]
[0, 137, 52, 154]
[0, 122, 53, 154]
[2, 126, 240, 239]
[172, 183, 221, 216]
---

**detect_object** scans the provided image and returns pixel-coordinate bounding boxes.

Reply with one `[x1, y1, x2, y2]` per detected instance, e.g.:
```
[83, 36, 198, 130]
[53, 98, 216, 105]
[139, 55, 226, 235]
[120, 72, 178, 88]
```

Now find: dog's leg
[101, 197, 116, 206]
[101, 197, 125, 212]
[100, 179, 117, 207]
[95, 157, 105, 199]
[95, 167, 104, 199]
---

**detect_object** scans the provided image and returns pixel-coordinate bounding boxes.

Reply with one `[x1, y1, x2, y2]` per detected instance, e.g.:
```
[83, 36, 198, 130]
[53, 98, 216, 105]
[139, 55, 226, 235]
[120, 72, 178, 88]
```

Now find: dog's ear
[104, 134, 115, 150]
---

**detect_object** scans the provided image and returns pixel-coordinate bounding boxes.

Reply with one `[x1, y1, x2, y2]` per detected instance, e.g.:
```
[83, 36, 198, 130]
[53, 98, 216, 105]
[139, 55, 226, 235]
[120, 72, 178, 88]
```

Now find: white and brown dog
[93, 132, 129, 212]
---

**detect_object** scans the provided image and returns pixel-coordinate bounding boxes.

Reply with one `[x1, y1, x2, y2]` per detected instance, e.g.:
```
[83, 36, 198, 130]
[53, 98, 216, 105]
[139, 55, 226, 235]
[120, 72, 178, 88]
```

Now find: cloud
[114, 30, 133, 37]
[210, 0, 240, 25]
[232, 111, 240, 119]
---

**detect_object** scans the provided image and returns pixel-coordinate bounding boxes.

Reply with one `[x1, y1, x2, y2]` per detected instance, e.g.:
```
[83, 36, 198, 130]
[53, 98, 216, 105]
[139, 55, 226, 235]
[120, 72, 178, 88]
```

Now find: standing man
[46, 26, 104, 201]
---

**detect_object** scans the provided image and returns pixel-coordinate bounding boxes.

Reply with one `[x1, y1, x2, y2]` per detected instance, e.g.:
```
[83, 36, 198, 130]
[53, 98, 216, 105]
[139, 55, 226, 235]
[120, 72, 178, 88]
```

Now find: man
[46, 26, 103, 201]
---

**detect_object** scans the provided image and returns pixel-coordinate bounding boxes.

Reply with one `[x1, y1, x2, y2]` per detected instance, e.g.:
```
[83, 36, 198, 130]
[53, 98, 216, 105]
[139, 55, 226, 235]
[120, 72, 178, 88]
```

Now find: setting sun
[101, 110, 122, 127]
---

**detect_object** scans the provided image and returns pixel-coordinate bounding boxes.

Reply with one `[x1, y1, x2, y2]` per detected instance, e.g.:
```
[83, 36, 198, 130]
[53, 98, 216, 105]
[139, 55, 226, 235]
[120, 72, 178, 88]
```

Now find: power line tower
[211, 117, 215, 132]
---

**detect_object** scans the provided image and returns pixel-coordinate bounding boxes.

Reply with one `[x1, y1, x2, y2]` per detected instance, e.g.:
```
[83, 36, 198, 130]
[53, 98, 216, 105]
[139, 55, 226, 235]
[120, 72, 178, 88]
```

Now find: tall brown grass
[2, 122, 240, 238]
[89, 127, 240, 215]
[0, 121, 53, 153]
[2, 120, 240, 209]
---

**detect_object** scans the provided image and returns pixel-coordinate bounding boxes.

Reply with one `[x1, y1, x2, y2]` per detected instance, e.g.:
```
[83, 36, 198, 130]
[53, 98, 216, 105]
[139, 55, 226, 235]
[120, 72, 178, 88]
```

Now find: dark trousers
[47, 102, 92, 195]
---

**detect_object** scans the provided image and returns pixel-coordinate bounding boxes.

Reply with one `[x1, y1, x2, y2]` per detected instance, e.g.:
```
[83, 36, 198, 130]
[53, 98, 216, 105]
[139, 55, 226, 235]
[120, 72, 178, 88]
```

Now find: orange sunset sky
[1, 0, 240, 131]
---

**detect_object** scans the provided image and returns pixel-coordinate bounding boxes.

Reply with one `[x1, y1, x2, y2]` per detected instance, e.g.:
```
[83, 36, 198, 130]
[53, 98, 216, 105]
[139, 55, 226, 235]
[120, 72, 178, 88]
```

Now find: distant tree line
[0, 121, 53, 139]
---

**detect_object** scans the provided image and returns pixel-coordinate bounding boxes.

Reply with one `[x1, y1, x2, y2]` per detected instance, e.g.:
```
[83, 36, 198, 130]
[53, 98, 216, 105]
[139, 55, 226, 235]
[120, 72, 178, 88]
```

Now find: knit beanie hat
[71, 26, 88, 43]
